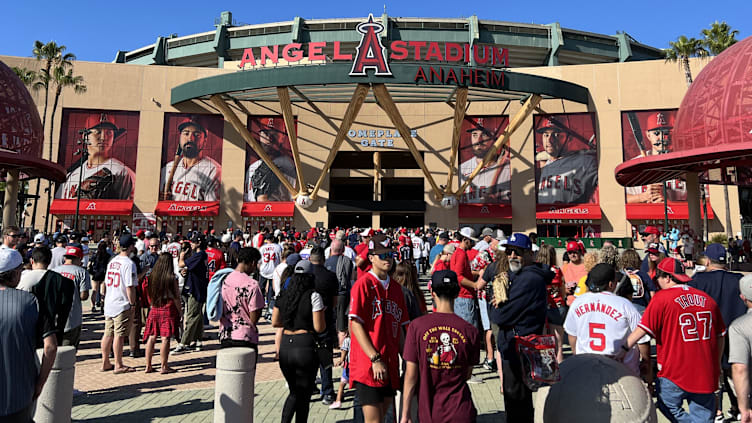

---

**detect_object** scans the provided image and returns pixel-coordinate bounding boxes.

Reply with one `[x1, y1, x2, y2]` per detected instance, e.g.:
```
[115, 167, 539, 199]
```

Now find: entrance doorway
[381, 213, 424, 229]
[329, 212, 372, 228]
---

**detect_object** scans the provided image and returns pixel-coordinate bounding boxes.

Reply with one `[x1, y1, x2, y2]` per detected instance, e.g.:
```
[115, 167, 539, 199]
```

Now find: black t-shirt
[277, 288, 316, 332]
[31, 270, 75, 347]
[313, 264, 338, 341]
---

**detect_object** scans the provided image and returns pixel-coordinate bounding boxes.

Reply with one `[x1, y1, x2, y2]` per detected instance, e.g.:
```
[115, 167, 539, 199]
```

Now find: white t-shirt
[564, 291, 649, 375]
[324, 245, 356, 261]
[272, 262, 288, 297]
[103, 255, 137, 318]
[259, 242, 282, 279]
[300, 248, 312, 260]
[411, 236, 424, 259]
[17, 269, 48, 292]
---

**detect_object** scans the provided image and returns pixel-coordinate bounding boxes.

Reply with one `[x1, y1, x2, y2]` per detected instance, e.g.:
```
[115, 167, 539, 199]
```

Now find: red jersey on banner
[638, 284, 726, 393]
[349, 272, 409, 389]
[205, 247, 226, 280]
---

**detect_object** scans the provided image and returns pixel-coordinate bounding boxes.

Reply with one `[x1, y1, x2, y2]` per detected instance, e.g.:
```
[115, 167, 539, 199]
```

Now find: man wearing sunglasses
[349, 233, 409, 423]
[2, 226, 22, 250]
[562, 241, 587, 305]
[639, 226, 667, 275]
[488, 233, 550, 422]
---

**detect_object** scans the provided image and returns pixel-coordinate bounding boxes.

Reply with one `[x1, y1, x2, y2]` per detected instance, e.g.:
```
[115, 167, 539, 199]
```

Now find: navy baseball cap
[119, 234, 136, 248]
[506, 233, 532, 250]
[431, 270, 460, 298]
[438, 232, 450, 240]
[286, 253, 302, 267]
[704, 243, 726, 264]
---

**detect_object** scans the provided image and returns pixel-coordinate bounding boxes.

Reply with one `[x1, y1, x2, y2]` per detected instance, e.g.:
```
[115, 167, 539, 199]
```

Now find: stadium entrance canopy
[171, 15, 589, 208]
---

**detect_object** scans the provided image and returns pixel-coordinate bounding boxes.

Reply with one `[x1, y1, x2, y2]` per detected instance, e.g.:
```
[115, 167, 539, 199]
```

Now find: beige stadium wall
[1, 55, 740, 238]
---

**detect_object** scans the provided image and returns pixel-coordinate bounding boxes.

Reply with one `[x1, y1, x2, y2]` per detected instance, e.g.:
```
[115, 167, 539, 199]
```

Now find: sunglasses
[506, 247, 525, 257]
[567, 251, 580, 256]
[7, 234, 20, 238]
[373, 252, 394, 261]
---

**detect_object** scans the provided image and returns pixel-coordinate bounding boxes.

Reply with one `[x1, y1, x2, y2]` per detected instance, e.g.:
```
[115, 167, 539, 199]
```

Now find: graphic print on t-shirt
[423, 325, 469, 369]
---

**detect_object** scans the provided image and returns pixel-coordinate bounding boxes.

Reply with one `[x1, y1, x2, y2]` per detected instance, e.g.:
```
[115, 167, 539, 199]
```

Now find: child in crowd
[329, 331, 350, 409]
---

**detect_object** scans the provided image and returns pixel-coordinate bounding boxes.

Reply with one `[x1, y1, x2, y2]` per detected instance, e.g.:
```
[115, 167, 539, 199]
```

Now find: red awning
[241, 202, 295, 217]
[626, 202, 714, 220]
[50, 199, 133, 216]
[155, 201, 219, 216]
[458, 204, 512, 219]
[536, 204, 601, 220]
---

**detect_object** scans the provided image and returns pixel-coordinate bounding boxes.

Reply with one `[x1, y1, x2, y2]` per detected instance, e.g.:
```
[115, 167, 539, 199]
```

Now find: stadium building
[2, 12, 743, 246]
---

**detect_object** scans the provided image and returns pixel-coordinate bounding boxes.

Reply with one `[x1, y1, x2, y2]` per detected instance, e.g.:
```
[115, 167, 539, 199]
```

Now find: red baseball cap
[398, 235, 407, 244]
[642, 226, 660, 236]
[360, 228, 374, 237]
[645, 112, 673, 131]
[84, 113, 126, 140]
[64, 246, 84, 259]
[657, 257, 691, 283]
[535, 116, 566, 134]
[136, 229, 146, 237]
[566, 241, 581, 253]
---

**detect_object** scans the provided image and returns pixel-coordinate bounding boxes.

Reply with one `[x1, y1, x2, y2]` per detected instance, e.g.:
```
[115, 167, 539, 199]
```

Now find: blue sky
[2, 0, 750, 62]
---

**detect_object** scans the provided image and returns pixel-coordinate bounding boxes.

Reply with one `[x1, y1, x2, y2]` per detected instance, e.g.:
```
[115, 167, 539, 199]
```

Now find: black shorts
[355, 381, 395, 405]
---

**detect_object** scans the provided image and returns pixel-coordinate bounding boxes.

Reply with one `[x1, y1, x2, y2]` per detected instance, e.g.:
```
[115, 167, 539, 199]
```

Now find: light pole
[73, 129, 90, 232]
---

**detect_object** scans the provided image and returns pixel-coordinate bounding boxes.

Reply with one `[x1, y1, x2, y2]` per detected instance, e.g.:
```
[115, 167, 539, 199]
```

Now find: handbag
[515, 334, 560, 391]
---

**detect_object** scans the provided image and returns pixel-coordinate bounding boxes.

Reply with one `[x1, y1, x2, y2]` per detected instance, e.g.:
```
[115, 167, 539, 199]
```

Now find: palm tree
[12, 67, 38, 87]
[701, 21, 739, 238]
[31, 41, 75, 232]
[664, 36, 708, 87]
[701, 21, 739, 55]
[43, 65, 86, 231]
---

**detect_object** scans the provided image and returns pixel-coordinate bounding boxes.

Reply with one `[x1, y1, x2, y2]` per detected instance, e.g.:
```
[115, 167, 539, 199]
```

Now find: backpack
[206, 268, 234, 321]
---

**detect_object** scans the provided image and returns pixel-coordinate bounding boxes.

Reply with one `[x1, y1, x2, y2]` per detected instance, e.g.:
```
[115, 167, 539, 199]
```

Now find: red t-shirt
[403, 312, 480, 423]
[205, 247, 226, 280]
[349, 272, 409, 389]
[450, 248, 476, 299]
[638, 284, 726, 393]
[354, 243, 372, 279]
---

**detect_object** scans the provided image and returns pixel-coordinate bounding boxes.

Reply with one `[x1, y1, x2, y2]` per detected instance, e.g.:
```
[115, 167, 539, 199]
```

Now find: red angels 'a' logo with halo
[349, 14, 392, 77]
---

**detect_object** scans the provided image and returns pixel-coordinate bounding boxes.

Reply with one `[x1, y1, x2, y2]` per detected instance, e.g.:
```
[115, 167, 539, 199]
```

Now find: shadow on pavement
[73, 398, 213, 422]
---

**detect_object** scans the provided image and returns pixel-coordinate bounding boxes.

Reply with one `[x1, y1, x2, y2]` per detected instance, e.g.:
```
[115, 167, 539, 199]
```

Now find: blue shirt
[429, 243, 445, 266]
[0, 288, 39, 416]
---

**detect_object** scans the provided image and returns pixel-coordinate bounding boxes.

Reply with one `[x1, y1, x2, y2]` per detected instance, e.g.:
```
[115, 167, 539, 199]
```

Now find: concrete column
[214, 347, 256, 423]
[372, 212, 381, 229]
[34, 345, 76, 423]
[3, 169, 19, 227]
[686, 172, 702, 238]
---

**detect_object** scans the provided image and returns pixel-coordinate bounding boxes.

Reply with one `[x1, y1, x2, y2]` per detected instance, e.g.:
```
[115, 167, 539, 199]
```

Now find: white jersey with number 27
[563, 291, 648, 375]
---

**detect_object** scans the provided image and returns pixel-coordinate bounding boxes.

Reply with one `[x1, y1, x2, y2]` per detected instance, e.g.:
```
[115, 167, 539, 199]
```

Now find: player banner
[458, 115, 510, 205]
[245, 116, 297, 203]
[534, 113, 599, 217]
[159, 113, 223, 203]
[55, 109, 139, 201]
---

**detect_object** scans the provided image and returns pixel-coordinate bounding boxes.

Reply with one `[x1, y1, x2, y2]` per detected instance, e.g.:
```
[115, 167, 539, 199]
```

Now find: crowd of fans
[1, 222, 752, 423]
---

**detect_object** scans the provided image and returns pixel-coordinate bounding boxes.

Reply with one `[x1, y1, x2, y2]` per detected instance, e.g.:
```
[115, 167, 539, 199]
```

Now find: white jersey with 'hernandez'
[160, 157, 221, 201]
[563, 291, 648, 375]
[56, 159, 135, 200]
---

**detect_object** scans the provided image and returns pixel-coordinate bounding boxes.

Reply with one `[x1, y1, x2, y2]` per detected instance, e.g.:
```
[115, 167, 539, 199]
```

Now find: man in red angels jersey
[159, 116, 221, 201]
[349, 233, 409, 423]
[205, 237, 226, 281]
[622, 257, 726, 423]
[354, 228, 374, 279]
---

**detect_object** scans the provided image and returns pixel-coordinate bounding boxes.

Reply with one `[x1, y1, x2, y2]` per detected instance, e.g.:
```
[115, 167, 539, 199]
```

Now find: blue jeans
[455, 297, 479, 328]
[656, 377, 715, 423]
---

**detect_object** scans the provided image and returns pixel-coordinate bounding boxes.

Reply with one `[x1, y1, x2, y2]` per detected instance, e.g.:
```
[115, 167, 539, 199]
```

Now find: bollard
[34, 345, 76, 423]
[214, 347, 256, 423]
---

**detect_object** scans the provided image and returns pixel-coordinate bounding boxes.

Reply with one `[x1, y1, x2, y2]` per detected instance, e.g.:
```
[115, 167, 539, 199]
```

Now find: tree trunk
[44, 86, 62, 233]
[35, 63, 52, 232]
[682, 57, 693, 87]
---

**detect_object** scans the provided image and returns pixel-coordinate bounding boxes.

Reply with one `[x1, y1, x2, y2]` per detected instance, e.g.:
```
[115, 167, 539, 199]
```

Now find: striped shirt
[0, 288, 39, 416]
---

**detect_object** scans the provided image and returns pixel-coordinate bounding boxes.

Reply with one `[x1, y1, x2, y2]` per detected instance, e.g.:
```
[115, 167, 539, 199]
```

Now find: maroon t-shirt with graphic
[403, 312, 480, 423]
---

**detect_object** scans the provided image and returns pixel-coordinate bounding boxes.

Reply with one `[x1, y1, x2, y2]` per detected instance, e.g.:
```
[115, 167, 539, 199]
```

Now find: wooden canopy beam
[210, 94, 298, 196]
[445, 87, 468, 195]
[372, 83, 443, 200]
[456, 94, 542, 196]
[309, 83, 370, 200]
[276, 87, 306, 194]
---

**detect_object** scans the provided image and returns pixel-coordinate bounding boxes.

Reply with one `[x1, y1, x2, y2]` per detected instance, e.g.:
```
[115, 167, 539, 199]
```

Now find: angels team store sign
[237, 14, 510, 88]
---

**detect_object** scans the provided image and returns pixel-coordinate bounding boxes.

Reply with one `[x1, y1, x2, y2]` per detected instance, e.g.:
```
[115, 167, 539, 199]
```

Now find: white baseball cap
[459, 227, 477, 242]
[34, 233, 46, 243]
[0, 248, 23, 273]
[221, 233, 232, 244]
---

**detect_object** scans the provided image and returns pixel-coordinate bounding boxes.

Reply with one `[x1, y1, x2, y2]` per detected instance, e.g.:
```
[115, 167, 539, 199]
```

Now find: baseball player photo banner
[534, 113, 599, 215]
[458, 116, 511, 204]
[245, 116, 297, 203]
[55, 109, 140, 201]
[159, 113, 223, 203]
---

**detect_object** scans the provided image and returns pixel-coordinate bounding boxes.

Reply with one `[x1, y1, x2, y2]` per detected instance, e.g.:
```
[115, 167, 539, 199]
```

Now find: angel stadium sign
[236, 14, 510, 89]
